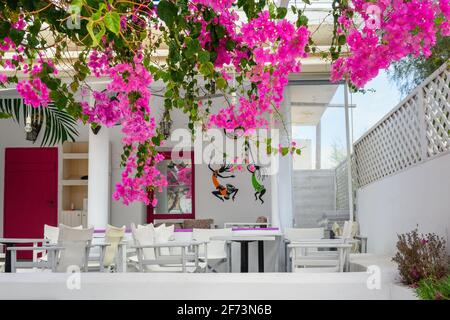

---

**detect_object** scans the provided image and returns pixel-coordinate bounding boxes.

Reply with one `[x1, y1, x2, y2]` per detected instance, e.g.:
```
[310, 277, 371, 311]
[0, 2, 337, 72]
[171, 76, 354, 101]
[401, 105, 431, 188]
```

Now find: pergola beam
[344, 82, 354, 222]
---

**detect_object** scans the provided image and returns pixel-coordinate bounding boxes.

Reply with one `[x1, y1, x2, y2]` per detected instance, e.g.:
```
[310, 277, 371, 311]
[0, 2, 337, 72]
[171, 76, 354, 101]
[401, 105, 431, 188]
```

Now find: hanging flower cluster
[331, 0, 449, 87]
[0, 16, 50, 107]
[82, 52, 168, 205]
[207, 9, 310, 132]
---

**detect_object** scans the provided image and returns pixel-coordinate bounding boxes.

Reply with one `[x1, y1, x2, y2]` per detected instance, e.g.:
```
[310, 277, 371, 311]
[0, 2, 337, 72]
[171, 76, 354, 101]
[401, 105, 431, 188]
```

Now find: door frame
[146, 150, 195, 223]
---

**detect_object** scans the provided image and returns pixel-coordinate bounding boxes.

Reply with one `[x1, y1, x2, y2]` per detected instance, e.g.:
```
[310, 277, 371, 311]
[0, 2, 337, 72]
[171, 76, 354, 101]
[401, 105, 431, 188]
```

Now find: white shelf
[61, 142, 89, 228]
[62, 179, 88, 186]
[63, 153, 89, 160]
[61, 210, 83, 214]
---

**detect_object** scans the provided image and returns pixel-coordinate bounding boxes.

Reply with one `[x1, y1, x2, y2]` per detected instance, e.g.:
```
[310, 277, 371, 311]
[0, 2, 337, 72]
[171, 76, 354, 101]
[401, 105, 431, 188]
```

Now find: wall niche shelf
[61, 142, 89, 227]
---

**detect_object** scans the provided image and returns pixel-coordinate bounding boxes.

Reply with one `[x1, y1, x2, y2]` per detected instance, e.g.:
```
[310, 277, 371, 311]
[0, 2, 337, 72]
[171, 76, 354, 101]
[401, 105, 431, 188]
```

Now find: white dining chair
[192, 228, 232, 272]
[130, 223, 202, 273]
[36, 224, 83, 263]
[54, 224, 95, 272]
[103, 224, 126, 268]
[8, 225, 95, 273]
[288, 241, 353, 273]
[283, 228, 325, 271]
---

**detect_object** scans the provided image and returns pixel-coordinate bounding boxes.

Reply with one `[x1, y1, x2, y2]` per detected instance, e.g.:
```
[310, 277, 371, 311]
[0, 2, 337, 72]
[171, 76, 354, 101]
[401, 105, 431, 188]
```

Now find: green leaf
[198, 51, 210, 63]
[216, 77, 227, 90]
[92, 3, 106, 21]
[86, 20, 98, 46]
[157, 0, 178, 27]
[0, 99, 78, 146]
[281, 147, 289, 156]
[185, 38, 201, 58]
[71, 0, 83, 8]
[338, 34, 346, 46]
[0, 112, 11, 119]
[0, 20, 10, 39]
[9, 28, 25, 46]
[297, 14, 308, 27]
[104, 12, 121, 35]
[225, 40, 236, 51]
[164, 89, 173, 98]
[176, 99, 185, 108]
[199, 62, 214, 77]
[268, 3, 276, 18]
[302, 0, 311, 4]
[276, 7, 287, 19]
[152, 135, 161, 146]
[86, 19, 105, 47]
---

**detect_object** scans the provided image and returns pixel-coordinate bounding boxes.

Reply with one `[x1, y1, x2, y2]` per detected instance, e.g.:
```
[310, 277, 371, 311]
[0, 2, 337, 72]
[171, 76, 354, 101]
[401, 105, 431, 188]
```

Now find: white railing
[353, 62, 450, 187]
[335, 160, 349, 210]
[334, 155, 358, 210]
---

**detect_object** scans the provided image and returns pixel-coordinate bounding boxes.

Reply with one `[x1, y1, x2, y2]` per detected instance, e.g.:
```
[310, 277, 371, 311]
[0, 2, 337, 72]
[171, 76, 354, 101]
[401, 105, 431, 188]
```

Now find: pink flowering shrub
[392, 228, 449, 285]
[0, 0, 447, 205]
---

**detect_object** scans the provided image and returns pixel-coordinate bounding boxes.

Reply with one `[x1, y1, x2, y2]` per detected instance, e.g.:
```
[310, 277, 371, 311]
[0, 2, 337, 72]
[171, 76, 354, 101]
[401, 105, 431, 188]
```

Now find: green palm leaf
[0, 98, 79, 146]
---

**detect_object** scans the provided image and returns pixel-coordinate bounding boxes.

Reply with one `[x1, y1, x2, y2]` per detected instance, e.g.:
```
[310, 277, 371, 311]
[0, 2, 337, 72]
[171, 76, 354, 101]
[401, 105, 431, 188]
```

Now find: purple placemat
[231, 227, 279, 231]
[175, 228, 193, 232]
[95, 228, 193, 233]
[94, 228, 131, 233]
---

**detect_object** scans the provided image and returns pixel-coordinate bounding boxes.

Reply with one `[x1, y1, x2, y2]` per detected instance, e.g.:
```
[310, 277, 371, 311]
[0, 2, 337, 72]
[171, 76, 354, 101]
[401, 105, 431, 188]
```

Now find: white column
[271, 86, 294, 229]
[344, 82, 354, 222]
[270, 173, 280, 228]
[315, 120, 321, 169]
[88, 126, 110, 228]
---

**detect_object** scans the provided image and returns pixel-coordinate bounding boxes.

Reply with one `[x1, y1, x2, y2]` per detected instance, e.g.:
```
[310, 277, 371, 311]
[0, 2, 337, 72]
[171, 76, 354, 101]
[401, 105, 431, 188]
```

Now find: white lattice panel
[353, 63, 449, 187]
[354, 94, 423, 186]
[335, 160, 349, 210]
[335, 157, 357, 210]
[423, 67, 450, 157]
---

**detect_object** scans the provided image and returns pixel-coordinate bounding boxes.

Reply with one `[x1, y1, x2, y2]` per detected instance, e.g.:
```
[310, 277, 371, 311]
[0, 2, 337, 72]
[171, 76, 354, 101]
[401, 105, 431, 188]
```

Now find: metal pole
[315, 120, 321, 169]
[344, 82, 354, 222]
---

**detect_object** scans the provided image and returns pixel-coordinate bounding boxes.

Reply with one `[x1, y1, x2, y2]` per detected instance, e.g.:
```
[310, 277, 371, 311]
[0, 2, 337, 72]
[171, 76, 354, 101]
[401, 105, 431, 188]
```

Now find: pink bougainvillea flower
[0, 73, 7, 84]
[331, 0, 445, 88]
[16, 78, 50, 108]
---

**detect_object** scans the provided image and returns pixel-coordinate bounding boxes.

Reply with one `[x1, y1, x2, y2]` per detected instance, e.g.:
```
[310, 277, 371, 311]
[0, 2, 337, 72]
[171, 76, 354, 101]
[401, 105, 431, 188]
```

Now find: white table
[211, 235, 277, 273]
[0, 238, 48, 273]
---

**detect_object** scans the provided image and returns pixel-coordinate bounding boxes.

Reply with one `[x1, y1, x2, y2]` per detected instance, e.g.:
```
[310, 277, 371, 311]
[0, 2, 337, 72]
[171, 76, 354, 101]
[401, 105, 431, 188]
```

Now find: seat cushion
[183, 219, 214, 229]
[131, 225, 156, 261]
[153, 224, 174, 255]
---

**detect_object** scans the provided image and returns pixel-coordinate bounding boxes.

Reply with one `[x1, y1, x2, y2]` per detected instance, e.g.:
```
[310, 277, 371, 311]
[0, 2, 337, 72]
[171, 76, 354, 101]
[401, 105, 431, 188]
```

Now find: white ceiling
[290, 84, 339, 126]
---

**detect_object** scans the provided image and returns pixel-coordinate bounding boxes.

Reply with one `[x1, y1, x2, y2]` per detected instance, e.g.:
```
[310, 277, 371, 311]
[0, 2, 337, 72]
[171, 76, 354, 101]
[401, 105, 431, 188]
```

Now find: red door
[4, 148, 58, 258]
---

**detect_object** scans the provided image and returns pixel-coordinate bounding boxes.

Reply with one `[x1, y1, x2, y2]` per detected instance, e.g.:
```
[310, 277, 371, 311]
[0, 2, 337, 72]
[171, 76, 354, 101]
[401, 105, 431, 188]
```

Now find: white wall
[195, 163, 271, 228]
[357, 152, 450, 255]
[293, 139, 312, 170]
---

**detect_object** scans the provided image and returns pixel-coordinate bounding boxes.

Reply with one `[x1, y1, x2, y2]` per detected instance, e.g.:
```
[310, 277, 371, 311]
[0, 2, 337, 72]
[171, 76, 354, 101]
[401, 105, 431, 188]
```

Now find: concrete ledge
[0, 271, 414, 300]
[0, 254, 417, 300]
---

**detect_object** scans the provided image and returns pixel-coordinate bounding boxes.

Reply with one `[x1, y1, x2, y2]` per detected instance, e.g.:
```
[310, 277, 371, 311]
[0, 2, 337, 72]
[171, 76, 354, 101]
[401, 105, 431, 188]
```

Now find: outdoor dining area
[0, 220, 362, 274]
